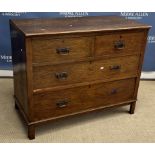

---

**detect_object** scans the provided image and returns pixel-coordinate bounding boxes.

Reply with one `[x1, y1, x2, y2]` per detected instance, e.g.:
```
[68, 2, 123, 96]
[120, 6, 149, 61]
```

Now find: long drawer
[95, 31, 144, 57]
[32, 37, 93, 64]
[33, 78, 136, 121]
[33, 55, 139, 90]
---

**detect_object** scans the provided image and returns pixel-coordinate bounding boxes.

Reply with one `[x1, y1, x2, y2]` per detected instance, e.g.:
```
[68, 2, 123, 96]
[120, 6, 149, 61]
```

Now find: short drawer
[33, 55, 139, 90]
[95, 31, 144, 57]
[32, 37, 93, 64]
[33, 78, 136, 121]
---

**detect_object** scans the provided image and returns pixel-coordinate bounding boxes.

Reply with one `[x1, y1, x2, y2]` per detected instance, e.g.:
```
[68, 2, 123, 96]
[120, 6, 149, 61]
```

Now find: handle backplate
[55, 72, 68, 80]
[114, 40, 125, 50]
[110, 65, 121, 70]
[56, 48, 70, 55]
[56, 100, 69, 108]
[110, 89, 118, 95]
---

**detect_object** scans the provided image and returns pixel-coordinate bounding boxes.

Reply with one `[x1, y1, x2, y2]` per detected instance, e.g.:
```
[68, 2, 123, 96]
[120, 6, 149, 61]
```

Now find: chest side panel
[10, 22, 28, 115]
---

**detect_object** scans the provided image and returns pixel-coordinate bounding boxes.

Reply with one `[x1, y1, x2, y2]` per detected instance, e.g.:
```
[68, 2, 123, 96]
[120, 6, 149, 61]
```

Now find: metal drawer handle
[56, 100, 69, 108]
[110, 65, 121, 70]
[55, 72, 68, 80]
[110, 89, 118, 95]
[114, 40, 125, 50]
[56, 48, 70, 55]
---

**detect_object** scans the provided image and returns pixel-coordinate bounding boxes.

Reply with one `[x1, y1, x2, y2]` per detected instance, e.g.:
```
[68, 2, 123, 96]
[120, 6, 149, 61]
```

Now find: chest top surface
[10, 16, 151, 37]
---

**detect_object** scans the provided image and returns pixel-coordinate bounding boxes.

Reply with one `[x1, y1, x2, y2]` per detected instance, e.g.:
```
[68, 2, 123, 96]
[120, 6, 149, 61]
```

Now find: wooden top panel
[10, 16, 151, 37]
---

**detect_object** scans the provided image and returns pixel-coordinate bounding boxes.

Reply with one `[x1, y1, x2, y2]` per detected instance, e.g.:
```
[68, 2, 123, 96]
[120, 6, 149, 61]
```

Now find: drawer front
[33, 55, 139, 90]
[32, 37, 93, 64]
[95, 31, 144, 57]
[33, 78, 136, 121]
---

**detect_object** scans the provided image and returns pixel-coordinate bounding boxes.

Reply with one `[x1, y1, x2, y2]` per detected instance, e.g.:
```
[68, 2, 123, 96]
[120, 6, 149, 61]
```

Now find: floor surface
[0, 78, 155, 142]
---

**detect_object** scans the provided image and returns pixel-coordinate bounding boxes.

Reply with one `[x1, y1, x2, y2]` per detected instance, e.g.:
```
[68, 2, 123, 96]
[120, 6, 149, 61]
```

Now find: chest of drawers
[10, 16, 151, 139]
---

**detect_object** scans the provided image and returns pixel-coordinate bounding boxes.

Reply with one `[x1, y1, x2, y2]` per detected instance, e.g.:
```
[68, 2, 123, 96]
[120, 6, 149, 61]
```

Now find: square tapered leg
[129, 102, 136, 114]
[28, 125, 35, 140]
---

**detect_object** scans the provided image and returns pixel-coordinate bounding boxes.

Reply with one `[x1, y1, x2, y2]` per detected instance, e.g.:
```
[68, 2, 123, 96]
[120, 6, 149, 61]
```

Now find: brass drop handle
[110, 65, 121, 70]
[114, 40, 125, 50]
[56, 100, 69, 108]
[55, 72, 68, 80]
[56, 48, 70, 55]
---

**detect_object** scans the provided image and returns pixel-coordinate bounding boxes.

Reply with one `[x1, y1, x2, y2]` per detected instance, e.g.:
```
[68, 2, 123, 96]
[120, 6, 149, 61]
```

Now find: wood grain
[10, 16, 151, 139]
[32, 37, 93, 64]
[130, 29, 150, 114]
[10, 22, 28, 115]
[95, 30, 144, 57]
[33, 78, 136, 121]
[33, 55, 139, 90]
[10, 16, 151, 36]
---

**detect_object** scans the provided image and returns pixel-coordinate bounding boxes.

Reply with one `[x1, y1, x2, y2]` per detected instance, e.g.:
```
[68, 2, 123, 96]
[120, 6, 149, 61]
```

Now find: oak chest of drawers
[10, 16, 151, 139]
